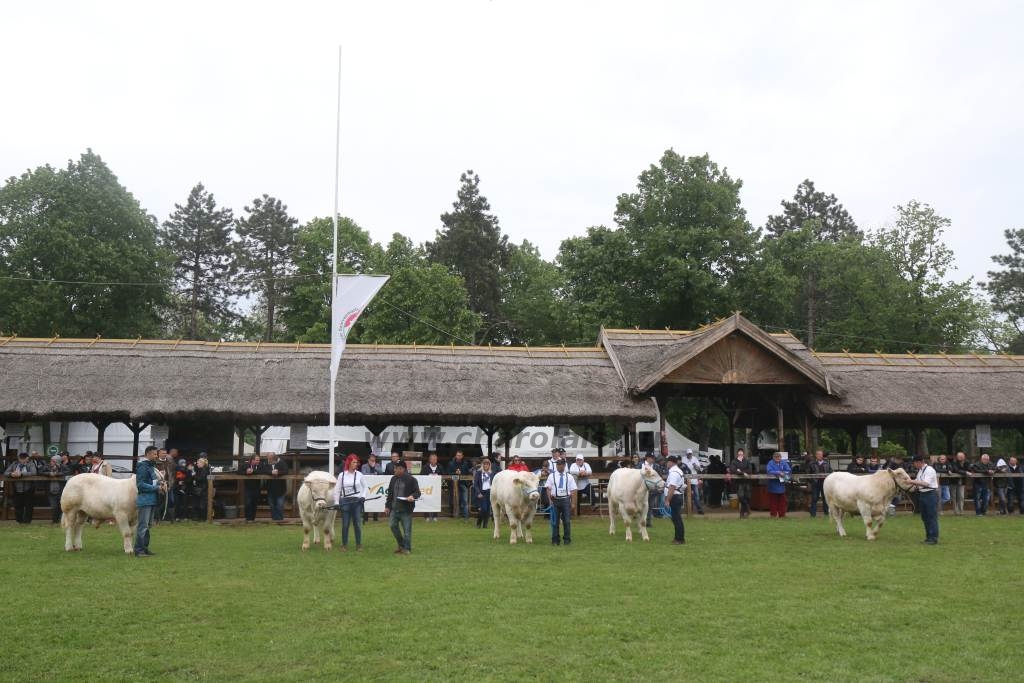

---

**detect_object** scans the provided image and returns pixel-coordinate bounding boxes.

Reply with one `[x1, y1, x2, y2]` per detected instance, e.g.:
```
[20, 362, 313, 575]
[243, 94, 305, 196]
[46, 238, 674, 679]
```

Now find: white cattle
[490, 470, 542, 544]
[607, 466, 665, 542]
[298, 471, 337, 551]
[823, 468, 914, 540]
[60, 473, 138, 553]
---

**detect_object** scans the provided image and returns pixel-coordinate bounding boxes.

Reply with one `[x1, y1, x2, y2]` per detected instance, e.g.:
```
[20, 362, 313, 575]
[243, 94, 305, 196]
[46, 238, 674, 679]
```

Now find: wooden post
[944, 428, 956, 455]
[776, 405, 785, 455]
[656, 394, 670, 458]
[802, 412, 814, 456]
[622, 425, 631, 457]
[207, 475, 215, 523]
[124, 421, 150, 473]
[630, 422, 639, 457]
[91, 420, 110, 455]
[482, 426, 495, 459]
[847, 427, 859, 457]
[254, 425, 270, 454]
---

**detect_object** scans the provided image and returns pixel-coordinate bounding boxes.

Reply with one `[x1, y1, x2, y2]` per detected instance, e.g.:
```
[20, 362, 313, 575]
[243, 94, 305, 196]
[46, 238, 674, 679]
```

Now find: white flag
[330, 274, 389, 380]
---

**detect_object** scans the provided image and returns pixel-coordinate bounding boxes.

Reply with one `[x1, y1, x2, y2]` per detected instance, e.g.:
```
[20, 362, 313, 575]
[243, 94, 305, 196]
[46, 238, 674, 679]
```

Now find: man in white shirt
[664, 454, 686, 544]
[545, 458, 577, 546]
[904, 453, 939, 545]
[680, 449, 705, 515]
[570, 454, 593, 507]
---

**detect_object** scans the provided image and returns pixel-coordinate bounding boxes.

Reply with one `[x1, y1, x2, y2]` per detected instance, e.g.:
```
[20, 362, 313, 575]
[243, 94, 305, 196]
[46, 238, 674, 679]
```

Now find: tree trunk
[190, 262, 201, 340]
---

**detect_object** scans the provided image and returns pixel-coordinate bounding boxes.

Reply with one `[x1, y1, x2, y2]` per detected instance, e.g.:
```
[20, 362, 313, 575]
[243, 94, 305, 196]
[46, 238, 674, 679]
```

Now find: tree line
[2, 149, 1023, 354]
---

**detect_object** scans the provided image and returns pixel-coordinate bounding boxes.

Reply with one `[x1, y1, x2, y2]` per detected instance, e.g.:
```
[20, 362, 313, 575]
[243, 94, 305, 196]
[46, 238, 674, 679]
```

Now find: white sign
[361, 475, 442, 513]
[976, 424, 992, 448]
[866, 425, 882, 439]
[778, 451, 789, 460]
[289, 424, 307, 450]
[151, 425, 169, 447]
[870, 436, 879, 448]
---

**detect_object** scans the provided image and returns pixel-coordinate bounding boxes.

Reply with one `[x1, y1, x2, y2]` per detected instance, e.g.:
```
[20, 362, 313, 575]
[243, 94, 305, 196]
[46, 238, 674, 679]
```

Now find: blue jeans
[135, 505, 155, 553]
[940, 485, 951, 505]
[550, 497, 572, 544]
[341, 501, 362, 546]
[974, 484, 991, 515]
[690, 483, 703, 512]
[389, 508, 413, 551]
[809, 483, 828, 517]
[918, 490, 939, 542]
[476, 494, 492, 527]
[268, 493, 285, 521]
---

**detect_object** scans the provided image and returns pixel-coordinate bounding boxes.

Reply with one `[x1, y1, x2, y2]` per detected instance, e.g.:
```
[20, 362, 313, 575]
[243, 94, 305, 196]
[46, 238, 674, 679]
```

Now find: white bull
[490, 470, 542, 544]
[60, 473, 138, 553]
[298, 471, 337, 551]
[823, 468, 914, 540]
[608, 466, 665, 542]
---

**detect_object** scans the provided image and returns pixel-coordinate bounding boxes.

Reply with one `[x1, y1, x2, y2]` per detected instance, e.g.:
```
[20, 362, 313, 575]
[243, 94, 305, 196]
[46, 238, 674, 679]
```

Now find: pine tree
[426, 171, 509, 341]
[160, 183, 236, 339]
[235, 194, 298, 341]
[765, 179, 860, 242]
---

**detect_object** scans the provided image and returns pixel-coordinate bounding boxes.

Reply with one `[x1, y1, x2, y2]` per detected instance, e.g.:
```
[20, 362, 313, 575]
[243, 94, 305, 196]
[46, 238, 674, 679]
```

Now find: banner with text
[361, 475, 442, 513]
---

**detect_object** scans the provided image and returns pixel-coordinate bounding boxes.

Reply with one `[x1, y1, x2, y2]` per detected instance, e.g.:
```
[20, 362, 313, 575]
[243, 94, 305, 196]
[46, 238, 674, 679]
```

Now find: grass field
[2, 512, 1022, 682]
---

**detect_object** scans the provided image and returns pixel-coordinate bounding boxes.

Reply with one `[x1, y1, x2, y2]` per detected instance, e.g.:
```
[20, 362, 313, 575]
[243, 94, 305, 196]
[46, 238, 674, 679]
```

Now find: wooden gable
[660, 333, 810, 385]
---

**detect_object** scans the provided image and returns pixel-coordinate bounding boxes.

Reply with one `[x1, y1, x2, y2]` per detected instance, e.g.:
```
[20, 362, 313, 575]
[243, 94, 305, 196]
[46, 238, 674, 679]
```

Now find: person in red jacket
[507, 454, 529, 472]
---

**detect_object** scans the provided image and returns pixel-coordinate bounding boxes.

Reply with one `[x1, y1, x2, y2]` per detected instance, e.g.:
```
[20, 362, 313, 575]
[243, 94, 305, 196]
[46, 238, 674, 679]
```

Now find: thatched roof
[599, 314, 831, 394]
[0, 338, 656, 425]
[808, 352, 1024, 423]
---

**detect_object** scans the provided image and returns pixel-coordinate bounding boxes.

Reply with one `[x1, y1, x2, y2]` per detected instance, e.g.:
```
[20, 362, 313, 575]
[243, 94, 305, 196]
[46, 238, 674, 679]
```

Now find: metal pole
[328, 45, 342, 476]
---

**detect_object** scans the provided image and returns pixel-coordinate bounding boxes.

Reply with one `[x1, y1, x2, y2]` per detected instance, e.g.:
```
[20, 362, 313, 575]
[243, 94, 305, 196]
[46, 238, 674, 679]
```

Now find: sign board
[866, 425, 882, 439]
[289, 424, 307, 450]
[870, 436, 879, 448]
[778, 451, 789, 460]
[47, 445, 59, 457]
[976, 424, 992, 448]
[151, 425, 169, 447]
[361, 475, 441, 513]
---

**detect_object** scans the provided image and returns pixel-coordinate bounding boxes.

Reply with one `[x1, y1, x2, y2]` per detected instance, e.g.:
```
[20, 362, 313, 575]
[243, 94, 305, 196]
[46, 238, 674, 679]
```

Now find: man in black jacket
[847, 455, 868, 474]
[239, 454, 269, 522]
[264, 453, 290, 521]
[385, 461, 421, 554]
[728, 449, 754, 518]
[807, 449, 832, 518]
[448, 450, 473, 520]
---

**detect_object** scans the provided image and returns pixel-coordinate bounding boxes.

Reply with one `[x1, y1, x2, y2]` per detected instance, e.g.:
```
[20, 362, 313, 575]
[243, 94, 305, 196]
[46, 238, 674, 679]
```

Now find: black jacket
[448, 458, 473, 477]
[847, 461, 868, 474]
[807, 458, 832, 486]
[239, 460, 270, 492]
[729, 458, 754, 478]
[419, 462, 444, 476]
[386, 473, 421, 512]
[473, 469, 495, 499]
[264, 459, 290, 496]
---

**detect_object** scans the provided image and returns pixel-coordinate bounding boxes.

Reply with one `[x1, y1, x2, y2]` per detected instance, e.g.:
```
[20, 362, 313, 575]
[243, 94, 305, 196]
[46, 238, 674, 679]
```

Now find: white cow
[607, 466, 665, 542]
[823, 468, 914, 540]
[298, 471, 337, 551]
[490, 470, 542, 544]
[60, 473, 138, 553]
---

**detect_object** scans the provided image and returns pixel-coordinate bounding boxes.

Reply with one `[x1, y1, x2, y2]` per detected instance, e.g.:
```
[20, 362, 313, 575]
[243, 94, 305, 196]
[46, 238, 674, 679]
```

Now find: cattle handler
[904, 453, 939, 545]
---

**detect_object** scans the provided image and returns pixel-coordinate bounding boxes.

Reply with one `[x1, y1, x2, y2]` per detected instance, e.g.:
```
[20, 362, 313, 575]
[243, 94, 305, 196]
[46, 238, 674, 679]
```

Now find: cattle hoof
[301, 545, 309, 551]
[525, 539, 533, 544]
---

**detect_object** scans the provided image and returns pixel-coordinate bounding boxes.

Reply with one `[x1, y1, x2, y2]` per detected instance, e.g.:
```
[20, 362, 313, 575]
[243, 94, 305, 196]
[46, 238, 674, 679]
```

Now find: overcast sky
[4, 1, 1022, 286]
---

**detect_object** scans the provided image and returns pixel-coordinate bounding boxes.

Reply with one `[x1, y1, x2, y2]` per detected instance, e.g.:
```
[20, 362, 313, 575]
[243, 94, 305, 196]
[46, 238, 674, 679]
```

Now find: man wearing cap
[4, 452, 37, 523]
[663, 454, 686, 544]
[680, 449, 705, 515]
[385, 461, 421, 554]
[545, 458, 577, 546]
[904, 454, 939, 544]
[569, 454, 593, 507]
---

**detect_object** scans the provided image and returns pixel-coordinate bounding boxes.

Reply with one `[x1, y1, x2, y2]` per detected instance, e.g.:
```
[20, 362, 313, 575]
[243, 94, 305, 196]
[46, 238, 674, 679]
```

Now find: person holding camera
[47, 454, 70, 523]
[4, 452, 37, 523]
[135, 446, 165, 557]
[265, 452, 290, 521]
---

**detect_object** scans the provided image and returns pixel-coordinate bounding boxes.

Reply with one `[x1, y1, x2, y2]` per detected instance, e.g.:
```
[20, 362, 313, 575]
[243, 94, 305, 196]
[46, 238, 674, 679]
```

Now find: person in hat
[680, 448, 704, 515]
[570, 454, 593, 506]
[663, 454, 686, 544]
[903, 454, 939, 544]
[545, 458, 577, 546]
[385, 461, 421, 554]
[765, 452, 791, 518]
[4, 452, 37, 523]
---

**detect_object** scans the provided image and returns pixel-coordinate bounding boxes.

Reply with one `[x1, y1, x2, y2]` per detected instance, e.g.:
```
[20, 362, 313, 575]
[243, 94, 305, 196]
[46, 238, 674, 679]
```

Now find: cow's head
[888, 467, 913, 491]
[514, 472, 541, 503]
[304, 473, 336, 509]
[641, 465, 666, 492]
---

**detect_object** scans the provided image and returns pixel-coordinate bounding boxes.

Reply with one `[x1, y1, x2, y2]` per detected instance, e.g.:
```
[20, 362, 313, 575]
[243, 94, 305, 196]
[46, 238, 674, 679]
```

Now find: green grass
[2, 513, 1022, 682]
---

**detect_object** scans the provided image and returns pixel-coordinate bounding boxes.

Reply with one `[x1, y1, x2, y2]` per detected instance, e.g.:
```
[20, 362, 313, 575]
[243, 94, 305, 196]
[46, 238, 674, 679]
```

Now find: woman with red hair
[333, 454, 368, 551]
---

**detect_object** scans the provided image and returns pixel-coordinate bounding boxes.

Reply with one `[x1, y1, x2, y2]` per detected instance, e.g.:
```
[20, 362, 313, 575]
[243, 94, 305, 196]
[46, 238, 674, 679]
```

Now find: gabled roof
[598, 313, 832, 395]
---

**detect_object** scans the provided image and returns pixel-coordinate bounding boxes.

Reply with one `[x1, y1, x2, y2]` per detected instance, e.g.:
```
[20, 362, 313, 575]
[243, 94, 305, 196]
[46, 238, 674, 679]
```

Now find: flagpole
[329, 44, 342, 476]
